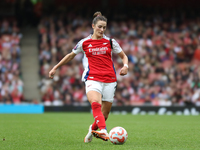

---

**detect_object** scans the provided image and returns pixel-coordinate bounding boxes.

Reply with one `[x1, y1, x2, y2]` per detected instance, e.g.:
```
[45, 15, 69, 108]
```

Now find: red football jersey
[72, 35, 122, 83]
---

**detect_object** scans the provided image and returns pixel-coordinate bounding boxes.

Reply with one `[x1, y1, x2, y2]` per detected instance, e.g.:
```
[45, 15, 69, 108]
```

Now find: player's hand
[49, 68, 57, 79]
[119, 66, 128, 76]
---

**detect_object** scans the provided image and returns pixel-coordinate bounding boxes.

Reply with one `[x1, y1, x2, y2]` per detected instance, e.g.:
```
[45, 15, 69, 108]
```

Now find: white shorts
[85, 80, 117, 103]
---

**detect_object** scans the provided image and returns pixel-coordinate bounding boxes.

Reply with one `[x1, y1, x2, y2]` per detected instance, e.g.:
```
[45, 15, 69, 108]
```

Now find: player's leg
[87, 90, 109, 141]
[91, 101, 112, 131]
[101, 81, 117, 128]
[101, 101, 112, 121]
[85, 90, 104, 142]
[84, 81, 109, 142]
[92, 81, 116, 124]
[90, 81, 117, 140]
[88, 90, 101, 131]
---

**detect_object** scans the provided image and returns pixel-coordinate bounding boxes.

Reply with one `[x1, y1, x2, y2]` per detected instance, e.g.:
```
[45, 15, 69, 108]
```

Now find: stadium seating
[37, 10, 200, 106]
[0, 18, 24, 103]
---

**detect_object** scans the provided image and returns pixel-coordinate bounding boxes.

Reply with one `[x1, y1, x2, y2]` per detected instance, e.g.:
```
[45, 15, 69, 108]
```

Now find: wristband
[124, 64, 128, 68]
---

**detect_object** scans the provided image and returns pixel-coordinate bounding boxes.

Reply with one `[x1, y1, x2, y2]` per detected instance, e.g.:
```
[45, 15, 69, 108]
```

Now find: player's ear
[92, 24, 95, 29]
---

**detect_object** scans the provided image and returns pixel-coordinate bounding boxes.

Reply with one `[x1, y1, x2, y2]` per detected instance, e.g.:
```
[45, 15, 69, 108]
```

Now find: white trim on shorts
[85, 80, 117, 103]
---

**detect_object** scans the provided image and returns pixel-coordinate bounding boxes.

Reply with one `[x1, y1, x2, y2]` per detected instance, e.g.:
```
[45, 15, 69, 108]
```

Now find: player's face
[92, 21, 107, 38]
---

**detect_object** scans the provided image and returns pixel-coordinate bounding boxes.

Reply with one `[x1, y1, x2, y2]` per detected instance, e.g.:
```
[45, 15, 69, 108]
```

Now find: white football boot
[84, 125, 93, 143]
[91, 129, 109, 141]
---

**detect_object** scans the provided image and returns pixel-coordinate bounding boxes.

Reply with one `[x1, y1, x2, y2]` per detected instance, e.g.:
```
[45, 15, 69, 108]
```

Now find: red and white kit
[72, 34, 122, 83]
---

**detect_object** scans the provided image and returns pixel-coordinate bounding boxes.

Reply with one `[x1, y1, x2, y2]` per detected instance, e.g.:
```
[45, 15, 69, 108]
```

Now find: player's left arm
[117, 51, 128, 76]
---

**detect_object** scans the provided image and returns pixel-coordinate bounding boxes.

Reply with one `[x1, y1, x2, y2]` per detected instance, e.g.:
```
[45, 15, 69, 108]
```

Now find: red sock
[92, 115, 108, 130]
[92, 121, 98, 130]
[91, 102, 106, 130]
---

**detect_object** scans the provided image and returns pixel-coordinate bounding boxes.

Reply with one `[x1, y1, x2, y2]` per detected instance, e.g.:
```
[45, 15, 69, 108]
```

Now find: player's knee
[89, 99, 101, 104]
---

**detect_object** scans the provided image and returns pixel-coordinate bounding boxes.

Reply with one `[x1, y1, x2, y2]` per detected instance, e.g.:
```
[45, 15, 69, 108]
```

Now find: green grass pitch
[1, 113, 200, 150]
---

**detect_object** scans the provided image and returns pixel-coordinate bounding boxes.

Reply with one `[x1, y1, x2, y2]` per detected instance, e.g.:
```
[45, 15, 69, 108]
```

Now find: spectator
[37, 7, 200, 106]
[0, 19, 24, 104]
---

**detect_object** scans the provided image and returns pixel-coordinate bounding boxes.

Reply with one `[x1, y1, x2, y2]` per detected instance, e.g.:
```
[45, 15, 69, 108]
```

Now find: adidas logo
[88, 44, 92, 47]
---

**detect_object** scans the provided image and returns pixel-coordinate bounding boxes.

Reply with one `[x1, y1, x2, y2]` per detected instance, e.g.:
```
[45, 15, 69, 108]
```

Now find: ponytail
[92, 11, 107, 25]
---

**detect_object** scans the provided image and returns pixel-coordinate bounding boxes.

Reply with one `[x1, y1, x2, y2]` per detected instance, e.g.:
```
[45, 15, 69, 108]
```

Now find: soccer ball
[109, 126, 128, 145]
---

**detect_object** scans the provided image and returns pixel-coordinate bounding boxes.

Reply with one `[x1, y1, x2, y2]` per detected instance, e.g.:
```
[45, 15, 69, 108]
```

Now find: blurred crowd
[0, 18, 24, 104]
[37, 10, 200, 106]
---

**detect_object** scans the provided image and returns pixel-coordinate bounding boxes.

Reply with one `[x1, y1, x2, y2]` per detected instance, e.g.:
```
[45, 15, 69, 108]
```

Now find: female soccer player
[49, 11, 128, 142]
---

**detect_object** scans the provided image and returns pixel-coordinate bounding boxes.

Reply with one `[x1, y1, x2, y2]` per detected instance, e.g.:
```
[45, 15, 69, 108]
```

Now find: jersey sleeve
[72, 40, 83, 54]
[111, 39, 123, 54]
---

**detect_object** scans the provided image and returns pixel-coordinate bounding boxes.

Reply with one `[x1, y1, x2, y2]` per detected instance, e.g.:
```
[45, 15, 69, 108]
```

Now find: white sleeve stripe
[112, 39, 122, 53]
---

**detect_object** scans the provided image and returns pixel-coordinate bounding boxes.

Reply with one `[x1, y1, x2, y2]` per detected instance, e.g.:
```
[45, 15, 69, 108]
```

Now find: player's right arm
[49, 39, 84, 79]
[49, 52, 76, 79]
